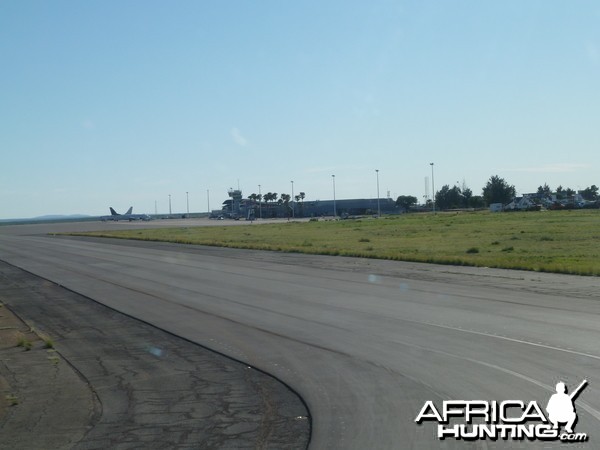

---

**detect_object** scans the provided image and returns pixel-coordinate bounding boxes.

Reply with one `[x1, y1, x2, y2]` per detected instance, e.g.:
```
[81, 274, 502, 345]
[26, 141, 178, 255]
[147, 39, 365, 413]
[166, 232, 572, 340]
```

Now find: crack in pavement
[0, 261, 310, 449]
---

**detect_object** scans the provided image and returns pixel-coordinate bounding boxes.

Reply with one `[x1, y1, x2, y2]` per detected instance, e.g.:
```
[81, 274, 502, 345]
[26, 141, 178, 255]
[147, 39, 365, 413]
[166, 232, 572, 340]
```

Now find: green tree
[280, 193, 291, 205]
[435, 185, 463, 210]
[462, 187, 473, 208]
[469, 196, 485, 208]
[537, 183, 551, 197]
[482, 175, 516, 205]
[280, 193, 291, 217]
[395, 195, 418, 210]
[263, 193, 277, 216]
[581, 185, 598, 201]
[298, 192, 306, 216]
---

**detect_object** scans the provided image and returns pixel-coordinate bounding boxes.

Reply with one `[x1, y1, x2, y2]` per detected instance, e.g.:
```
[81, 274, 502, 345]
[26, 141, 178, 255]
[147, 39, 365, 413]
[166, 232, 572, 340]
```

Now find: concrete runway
[1, 220, 599, 448]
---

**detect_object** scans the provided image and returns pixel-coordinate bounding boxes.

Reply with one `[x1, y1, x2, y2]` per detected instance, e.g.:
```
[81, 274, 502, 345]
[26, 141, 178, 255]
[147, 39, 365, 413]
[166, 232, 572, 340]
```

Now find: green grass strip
[67, 210, 600, 276]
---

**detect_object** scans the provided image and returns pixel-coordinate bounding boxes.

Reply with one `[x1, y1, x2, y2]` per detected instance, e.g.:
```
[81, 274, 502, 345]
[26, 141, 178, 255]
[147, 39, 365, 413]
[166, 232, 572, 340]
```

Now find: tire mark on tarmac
[16, 240, 600, 367]
[32, 235, 600, 315]
[418, 321, 600, 361]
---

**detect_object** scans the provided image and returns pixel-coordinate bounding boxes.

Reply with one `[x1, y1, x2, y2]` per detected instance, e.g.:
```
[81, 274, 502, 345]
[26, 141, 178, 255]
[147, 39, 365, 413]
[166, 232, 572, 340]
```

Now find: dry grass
[69, 210, 599, 276]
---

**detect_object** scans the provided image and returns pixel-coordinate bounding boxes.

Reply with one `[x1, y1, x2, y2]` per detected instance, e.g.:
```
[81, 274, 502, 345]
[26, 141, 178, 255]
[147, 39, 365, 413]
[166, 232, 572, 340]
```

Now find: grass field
[71, 210, 600, 276]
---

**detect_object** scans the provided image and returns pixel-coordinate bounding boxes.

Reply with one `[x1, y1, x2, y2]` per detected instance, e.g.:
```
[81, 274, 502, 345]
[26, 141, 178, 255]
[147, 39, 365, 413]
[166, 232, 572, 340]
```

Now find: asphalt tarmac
[1, 220, 599, 449]
[0, 259, 308, 449]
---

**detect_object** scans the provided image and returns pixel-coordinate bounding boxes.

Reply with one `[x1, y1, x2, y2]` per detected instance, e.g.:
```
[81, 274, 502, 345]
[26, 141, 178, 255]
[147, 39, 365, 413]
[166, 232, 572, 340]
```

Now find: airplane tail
[110, 207, 118, 216]
[125, 207, 133, 215]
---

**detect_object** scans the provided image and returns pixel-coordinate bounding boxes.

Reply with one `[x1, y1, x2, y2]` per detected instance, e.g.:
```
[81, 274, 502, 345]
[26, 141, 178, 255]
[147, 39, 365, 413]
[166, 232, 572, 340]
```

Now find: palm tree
[246, 194, 258, 218]
[299, 192, 306, 217]
[281, 193, 292, 218]
[264, 193, 277, 217]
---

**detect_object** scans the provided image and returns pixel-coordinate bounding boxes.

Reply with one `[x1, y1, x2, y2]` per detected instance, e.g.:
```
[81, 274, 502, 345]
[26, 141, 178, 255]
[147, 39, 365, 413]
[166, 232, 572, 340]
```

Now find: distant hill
[0, 214, 93, 225]
[33, 214, 91, 220]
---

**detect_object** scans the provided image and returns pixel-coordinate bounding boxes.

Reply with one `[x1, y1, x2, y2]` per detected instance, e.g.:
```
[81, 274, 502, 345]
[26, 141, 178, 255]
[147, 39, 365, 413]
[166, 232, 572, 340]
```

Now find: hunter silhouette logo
[415, 379, 589, 442]
[546, 379, 587, 434]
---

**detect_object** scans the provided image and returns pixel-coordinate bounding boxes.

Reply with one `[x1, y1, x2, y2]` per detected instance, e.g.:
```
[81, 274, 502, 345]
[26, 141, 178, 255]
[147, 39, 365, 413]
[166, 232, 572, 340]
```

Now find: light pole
[207, 189, 210, 213]
[258, 184, 262, 219]
[376, 169, 381, 217]
[291, 180, 295, 218]
[168, 194, 172, 215]
[430, 163, 435, 214]
[186, 191, 189, 215]
[332, 174, 337, 217]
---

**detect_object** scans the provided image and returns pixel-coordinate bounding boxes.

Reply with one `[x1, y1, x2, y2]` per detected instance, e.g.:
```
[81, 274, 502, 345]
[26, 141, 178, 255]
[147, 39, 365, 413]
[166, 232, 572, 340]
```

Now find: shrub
[17, 337, 32, 351]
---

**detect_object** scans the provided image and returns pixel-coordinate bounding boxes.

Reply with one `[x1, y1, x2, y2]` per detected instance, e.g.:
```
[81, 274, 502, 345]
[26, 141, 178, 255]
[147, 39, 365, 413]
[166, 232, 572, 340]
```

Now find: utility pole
[332, 174, 336, 217]
[258, 184, 262, 219]
[291, 180, 295, 218]
[186, 191, 189, 215]
[376, 169, 381, 217]
[430, 163, 435, 214]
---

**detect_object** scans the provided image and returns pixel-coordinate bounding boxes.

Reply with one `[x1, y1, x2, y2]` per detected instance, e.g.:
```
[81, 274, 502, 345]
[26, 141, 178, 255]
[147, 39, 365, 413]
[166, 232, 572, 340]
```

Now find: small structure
[301, 198, 397, 217]
[505, 196, 537, 211]
[226, 189, 243, 218]
[489, 203, 503, 213]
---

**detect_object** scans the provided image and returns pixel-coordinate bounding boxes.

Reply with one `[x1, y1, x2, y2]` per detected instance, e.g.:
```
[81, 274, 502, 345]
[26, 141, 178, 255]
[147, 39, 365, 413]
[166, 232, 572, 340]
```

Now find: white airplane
[100, 207, 151, 222]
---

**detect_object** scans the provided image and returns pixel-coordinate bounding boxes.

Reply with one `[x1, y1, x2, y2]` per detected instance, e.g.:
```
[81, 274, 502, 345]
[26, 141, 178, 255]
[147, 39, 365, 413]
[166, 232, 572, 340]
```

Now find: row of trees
[534, 183, 600, 200]
[247, 192, 306, 205]
[246, 191, 307, 217]
[572, 185, 598, 201]
[396, 176, 599, 211]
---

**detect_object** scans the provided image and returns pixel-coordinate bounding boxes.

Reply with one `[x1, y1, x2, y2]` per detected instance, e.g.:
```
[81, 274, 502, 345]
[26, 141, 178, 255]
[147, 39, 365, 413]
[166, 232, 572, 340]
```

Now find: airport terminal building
[212, 190, 399, 219]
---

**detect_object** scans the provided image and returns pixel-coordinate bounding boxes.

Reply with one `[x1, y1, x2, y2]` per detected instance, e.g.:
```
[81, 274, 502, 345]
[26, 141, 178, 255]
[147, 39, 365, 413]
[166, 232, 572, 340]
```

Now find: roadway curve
[1, 221, 599, 449]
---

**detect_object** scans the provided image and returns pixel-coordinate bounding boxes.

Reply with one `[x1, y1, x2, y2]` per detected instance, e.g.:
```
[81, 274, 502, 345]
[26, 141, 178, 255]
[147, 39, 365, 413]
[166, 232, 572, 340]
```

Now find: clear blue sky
[1, 1, 599, 218]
